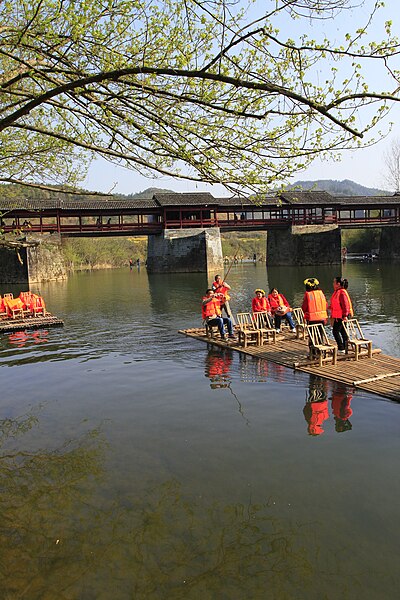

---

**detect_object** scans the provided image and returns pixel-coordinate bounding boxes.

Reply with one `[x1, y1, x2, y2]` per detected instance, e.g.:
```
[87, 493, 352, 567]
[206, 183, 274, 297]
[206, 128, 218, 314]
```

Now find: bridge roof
[152, 192, 216, 206]
[0, 197, 159, 210]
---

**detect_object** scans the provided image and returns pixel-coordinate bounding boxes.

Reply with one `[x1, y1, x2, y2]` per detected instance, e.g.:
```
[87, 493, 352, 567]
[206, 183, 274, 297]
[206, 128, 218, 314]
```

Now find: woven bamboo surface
[179, 327, 400, 402]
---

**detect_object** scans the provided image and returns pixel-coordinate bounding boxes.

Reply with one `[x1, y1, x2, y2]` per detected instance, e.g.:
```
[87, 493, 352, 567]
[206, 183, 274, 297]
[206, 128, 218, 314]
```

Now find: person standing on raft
[202, 289, 236, 341]
[301, 278, 328, 326]
[212, 274, 233, 319]
[329, 276, 353, 354]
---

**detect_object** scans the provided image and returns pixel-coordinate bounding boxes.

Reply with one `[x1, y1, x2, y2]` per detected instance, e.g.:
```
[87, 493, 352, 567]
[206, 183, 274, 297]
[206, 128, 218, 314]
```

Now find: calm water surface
[0, 262, 399, 599]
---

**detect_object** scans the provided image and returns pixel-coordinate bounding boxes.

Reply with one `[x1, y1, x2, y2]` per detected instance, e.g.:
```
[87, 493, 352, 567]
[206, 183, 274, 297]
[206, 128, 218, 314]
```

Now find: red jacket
[252, 296, 270, 313]
[268, 293, 290, 315]
[302, 290, 328, 323]
[329, 289, 351, 319]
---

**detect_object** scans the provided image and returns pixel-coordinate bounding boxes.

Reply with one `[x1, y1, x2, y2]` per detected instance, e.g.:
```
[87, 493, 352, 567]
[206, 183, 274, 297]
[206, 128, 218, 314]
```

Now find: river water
[0, 261, 399, 599]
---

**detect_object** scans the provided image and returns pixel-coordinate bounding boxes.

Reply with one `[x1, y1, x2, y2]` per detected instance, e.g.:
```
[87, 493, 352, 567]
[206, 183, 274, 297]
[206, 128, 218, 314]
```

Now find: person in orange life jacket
[267, 288, 296, 333]
[303, 375, 329, 436]
[202, 289, 235, 340]
[212, 274, 232, 318]
[329, 276, 352, 354]
[301, 277, 328, 325]
[331, 382, 353, 433]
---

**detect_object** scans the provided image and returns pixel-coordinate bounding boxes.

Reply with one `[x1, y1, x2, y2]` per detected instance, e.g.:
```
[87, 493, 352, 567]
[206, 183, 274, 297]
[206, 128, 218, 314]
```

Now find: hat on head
[304, 277, 319, 288]
[255, 288, 265, 295]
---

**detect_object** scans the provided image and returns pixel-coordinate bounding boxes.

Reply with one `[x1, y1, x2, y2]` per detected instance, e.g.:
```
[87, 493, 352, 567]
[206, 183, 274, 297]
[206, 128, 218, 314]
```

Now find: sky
[83, 0, 400, 196]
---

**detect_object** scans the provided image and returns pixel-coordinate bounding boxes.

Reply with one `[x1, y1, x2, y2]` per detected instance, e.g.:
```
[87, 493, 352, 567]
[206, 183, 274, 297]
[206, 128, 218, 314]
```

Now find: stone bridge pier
[147, 228, 223, 273]
[267, 225, 342, 266]
[379, 227, 400, 259]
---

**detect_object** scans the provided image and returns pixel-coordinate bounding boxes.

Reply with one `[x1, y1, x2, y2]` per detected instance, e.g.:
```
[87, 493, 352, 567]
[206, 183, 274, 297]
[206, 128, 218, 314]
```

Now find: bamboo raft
[179, 327, 400, 402]
[0, 313, 64, 333]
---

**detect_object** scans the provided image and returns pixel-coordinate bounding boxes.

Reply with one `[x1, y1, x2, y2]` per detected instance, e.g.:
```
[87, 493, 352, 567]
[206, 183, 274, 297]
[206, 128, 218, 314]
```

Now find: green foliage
[62, 237, 147, 269]
[342, 228, 381, 253]
[221, 232, 266, 260]
[1, 1, 399, 196]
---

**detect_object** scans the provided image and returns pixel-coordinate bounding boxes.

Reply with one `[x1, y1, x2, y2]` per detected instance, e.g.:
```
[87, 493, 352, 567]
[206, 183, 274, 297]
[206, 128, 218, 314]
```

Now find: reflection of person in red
[205, 349, 233, 389]
[331, 382, 353, 433]
[303, 376, 329, 436]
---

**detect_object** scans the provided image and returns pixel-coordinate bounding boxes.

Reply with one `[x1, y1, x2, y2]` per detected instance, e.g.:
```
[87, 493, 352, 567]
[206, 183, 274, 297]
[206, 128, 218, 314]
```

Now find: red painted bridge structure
[1, 190, 400, 237]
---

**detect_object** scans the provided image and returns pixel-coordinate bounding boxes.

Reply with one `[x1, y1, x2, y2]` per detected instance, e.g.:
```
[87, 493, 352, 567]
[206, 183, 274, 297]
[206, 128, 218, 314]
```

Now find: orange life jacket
[212, 282, 230, 301]
[302, 290, 327, 322]
[202, 297, 222, 320]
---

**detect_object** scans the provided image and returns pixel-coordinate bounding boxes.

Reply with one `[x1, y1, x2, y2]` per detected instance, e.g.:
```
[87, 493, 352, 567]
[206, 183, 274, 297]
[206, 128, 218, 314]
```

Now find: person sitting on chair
[268, 288, 296, 333]
[202, 289, 235, 340]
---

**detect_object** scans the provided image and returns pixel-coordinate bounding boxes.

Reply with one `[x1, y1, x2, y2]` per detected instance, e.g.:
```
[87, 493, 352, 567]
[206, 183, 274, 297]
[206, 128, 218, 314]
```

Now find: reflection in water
[332, 383, 353, 433]
[0, 408, 107, 598]
[8, 329, 49, 347]
[205, 348, 249, 425]
[303, 376, 330, 436]
[303, 376, 354, 436]
[239, 354, 286, 383]
[205, 347, 233, 389]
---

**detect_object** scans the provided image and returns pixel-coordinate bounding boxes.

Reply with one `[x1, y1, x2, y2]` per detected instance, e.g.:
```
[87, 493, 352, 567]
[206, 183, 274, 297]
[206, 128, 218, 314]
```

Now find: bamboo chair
[343, 319, 372, 360]
[31, 294, 46, 317]
[4, 297, 24, 319]
[307, 323, 337, 367]
[19, 291, 34, 317]
[0, 296, 7, 317]
[3, 293, 13, 300]
[292, 307, 307, 339]
[237, 312, 260, 348]
[205, 320, 222, 339]
[252, 312, 276, 344]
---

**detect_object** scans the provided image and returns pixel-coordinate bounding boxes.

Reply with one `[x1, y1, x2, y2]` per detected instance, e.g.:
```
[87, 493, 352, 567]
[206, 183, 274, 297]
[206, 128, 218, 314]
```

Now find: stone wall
[379, 227, 400, 259]
[0, 246, 29, 284]
[267, 225, 341, 266]
[147, 228, 223, 273]
[0, 234, 67, 285]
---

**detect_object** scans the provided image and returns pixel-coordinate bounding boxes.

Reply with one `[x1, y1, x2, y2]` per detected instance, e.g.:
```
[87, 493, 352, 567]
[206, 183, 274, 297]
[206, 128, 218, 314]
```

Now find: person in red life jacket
[212, 274, 232, 318]
[267, 288, 296, 333]
[329, 276, 353, 354]
[202, 289, 235, 340]
[331, 382, 353, 433]
[303, 376, 330, 436]
[301, 277, 328, 325]
[252, 289, 271, 314]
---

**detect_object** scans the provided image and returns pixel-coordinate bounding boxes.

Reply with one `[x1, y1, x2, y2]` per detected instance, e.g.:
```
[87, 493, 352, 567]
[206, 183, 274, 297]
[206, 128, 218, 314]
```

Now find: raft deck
[0, 313, 64, 334]
[179, 327, 400, 402]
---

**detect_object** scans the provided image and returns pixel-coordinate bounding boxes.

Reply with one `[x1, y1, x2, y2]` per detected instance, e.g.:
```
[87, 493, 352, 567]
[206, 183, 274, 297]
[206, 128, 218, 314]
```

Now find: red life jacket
[252, 296, 270, 313]
[302, 290, 328, 322]
[268, 293, 290, 314]
[329, 289, 351, 319]
[202, 297, 222, 320]
[342, 289, 354, 317]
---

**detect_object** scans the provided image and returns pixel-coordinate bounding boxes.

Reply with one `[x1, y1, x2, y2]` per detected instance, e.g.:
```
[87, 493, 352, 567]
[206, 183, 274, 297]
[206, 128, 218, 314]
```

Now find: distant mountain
[289, 179, 390, 197]
[115, 187, 173, 199]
